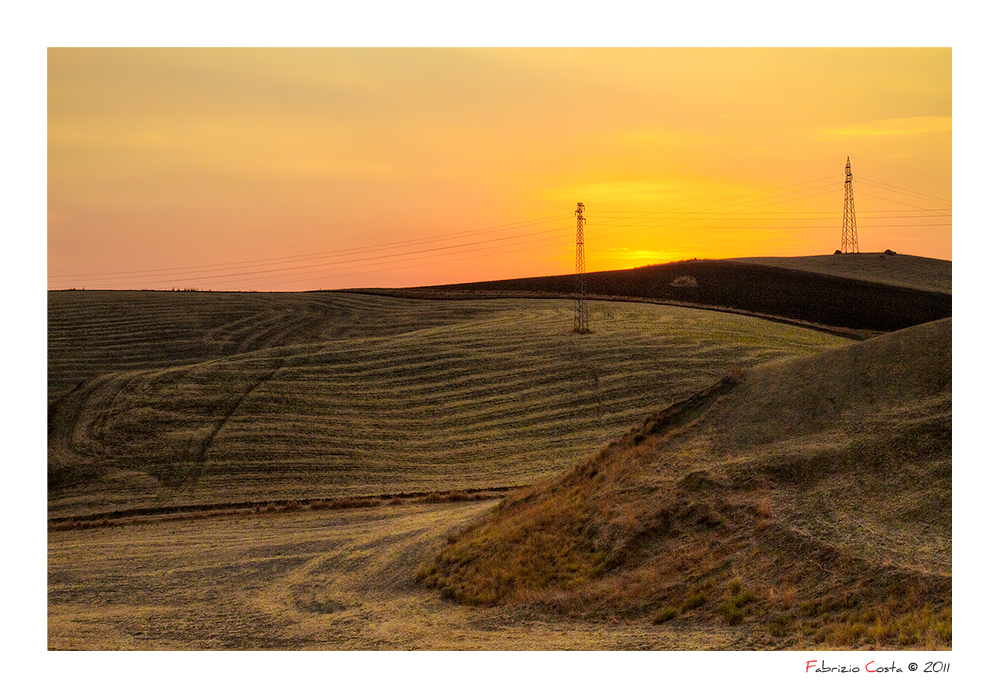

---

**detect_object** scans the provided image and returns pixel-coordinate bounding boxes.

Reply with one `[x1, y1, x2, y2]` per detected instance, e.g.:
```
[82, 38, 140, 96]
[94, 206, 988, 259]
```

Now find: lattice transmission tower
[573, 202, 590, 334]
[841, 156, 859, 253]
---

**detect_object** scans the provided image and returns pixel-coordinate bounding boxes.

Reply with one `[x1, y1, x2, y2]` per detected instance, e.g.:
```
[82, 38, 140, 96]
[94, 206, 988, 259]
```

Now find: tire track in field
[182, 359, 288, 488]
[48, 503, 750, 649]
[48, 374, 120, 488]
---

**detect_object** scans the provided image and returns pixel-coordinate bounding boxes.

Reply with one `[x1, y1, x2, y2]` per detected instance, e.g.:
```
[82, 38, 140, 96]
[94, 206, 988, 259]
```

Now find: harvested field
[418, 318, 951, 649]
[48, 502, 755, 650]
[47, 275, 950, 651]
[49, 293, 849, 520]
[47, 291, 509, 403]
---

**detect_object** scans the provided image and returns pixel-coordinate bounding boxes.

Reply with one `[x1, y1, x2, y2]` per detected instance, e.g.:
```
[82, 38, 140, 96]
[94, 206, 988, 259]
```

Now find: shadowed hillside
[418, 254, 951, 332]
[728, 253, 951, 294]
[417, 318, 951, 649]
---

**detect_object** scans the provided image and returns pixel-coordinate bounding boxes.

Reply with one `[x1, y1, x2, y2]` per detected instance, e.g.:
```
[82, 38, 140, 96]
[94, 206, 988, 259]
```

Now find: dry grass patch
[417, 319, 951, 649]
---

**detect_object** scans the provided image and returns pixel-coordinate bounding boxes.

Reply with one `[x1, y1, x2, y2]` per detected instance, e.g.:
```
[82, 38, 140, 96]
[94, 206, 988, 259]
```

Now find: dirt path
[48, 502, 752, 650]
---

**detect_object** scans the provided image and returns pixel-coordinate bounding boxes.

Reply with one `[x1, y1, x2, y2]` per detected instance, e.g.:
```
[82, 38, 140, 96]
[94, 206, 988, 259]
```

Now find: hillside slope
[728, 253, 951, 294]
[48, 294, 850, 519]
[417, 318, 951, 649]
[47, 291, 513, 404]
[420, 254, 951, 332]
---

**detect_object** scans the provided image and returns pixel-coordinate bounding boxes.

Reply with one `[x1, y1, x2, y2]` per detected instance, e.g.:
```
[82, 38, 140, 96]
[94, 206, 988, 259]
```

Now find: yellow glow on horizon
[594, 247, 688, 266]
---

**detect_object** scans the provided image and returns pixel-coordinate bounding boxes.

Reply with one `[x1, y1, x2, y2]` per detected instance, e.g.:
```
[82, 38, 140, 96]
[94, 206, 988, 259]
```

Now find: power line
[50, 169, 951, 291]
[591, 174, 843, 214]
[574, 202, 589, 334]
[856, 190, 950, 213]
[48, 214, 567, 283]
[862, 157, 953, 187]
[842, 156, 858, 253]
[589, 223, 949, 230]
[54, 178, 842, 287]
[584, 212, 950, 222]
[51, 222, 574, 286]
[853, 176, 952, 206]
[587, 179, 843, 220]
[235, 226, 581, 290]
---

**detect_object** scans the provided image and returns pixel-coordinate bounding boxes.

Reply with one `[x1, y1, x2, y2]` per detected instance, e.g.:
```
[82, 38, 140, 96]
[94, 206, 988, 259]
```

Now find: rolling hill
[416, 317, 951, 648]
[727, 253, 952, 293]
[416, 253, 951, 332]
[47, 255, 951, 649]
[48, 293, 850, 520]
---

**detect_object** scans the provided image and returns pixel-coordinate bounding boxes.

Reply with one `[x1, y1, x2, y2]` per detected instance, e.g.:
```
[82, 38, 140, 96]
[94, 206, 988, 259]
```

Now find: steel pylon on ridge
[841, 156, 859, 253]
[574, 201, 590, 334]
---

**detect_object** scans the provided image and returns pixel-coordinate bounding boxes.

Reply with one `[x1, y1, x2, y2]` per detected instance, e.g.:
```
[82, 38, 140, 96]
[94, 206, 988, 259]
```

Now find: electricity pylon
[841, 156, 859, 253]
[574, 202, 590, 334]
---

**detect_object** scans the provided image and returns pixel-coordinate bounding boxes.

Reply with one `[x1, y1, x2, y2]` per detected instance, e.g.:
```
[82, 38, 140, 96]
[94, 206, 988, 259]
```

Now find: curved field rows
[49, 294, 851, 519]
[47, 502, 755, 650]
[47, 291, 510, 403]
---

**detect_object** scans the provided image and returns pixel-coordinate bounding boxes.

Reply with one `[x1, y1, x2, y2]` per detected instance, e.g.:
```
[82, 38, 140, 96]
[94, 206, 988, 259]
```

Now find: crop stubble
[48, 502, 755, 650]
[49, 293, 849, 519]
[48, 292, 853, 648]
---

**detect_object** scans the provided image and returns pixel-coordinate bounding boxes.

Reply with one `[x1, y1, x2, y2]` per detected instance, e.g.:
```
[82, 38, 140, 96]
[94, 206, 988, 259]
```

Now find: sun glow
[48, 47, 951, 291]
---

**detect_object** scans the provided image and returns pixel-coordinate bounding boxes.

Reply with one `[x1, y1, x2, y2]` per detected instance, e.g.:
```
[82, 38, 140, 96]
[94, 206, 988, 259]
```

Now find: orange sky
[47, 48, 951, 291]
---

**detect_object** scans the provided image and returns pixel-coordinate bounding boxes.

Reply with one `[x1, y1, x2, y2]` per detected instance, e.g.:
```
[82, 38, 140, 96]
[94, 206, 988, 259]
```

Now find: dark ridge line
[695, 258, 949, 294]
[424, 257, 953, 298]
[333, 256, 951, 333]
[48, 485, 525, 526]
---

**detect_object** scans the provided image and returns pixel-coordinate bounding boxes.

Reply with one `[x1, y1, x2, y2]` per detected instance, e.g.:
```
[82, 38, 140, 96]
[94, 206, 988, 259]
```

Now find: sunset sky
[21, 13, 997, 680]
[47, 47, 952, 291]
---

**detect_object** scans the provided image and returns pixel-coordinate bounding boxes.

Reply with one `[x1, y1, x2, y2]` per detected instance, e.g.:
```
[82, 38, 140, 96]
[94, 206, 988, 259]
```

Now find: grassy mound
[417, 318, 952, 649]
